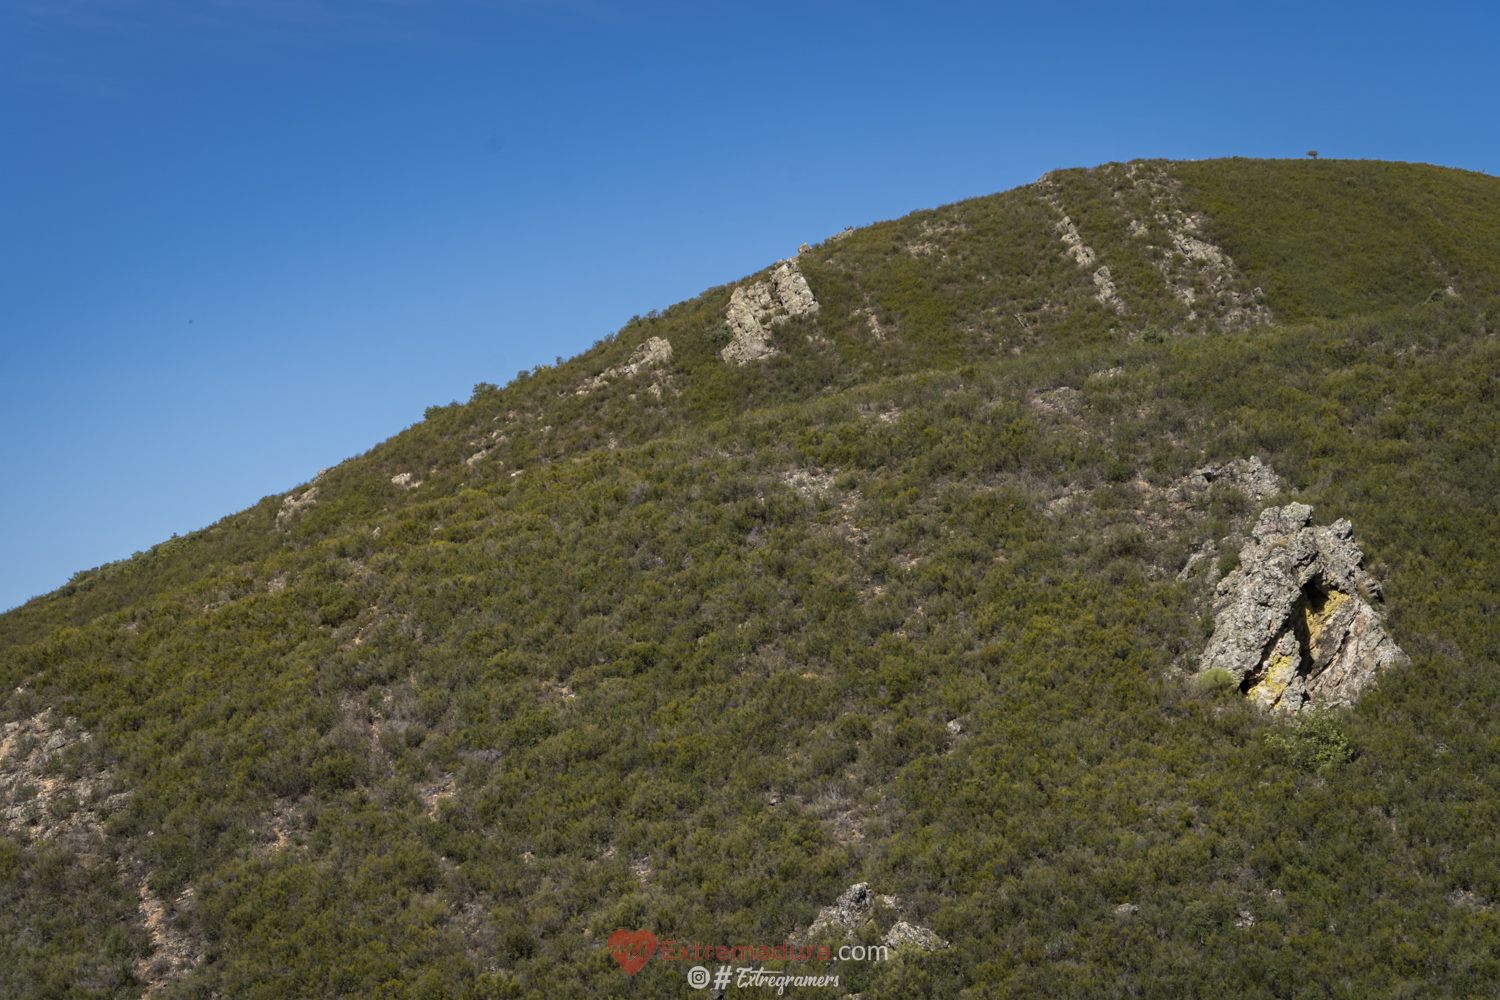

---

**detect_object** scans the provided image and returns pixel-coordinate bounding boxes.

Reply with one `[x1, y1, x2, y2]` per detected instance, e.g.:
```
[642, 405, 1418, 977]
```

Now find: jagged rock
[721, 260, 820, 364]
[579, 337, 674, 393]
[1114, 903, 1140, 917]
[724, 282, 778, 362]
[882, 921, 948, 951]
[1177, 455, 1281, 502]
[772, 261, 819, 316]
[1197, 504, 1408, 712]
[1176, 541, 1218, 582]
[798, 882, 945, 951]
[1036, 176, 1131, 314]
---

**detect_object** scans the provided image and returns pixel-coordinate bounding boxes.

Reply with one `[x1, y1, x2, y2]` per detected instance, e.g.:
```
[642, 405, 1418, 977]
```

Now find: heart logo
[607, 929, 659, 976]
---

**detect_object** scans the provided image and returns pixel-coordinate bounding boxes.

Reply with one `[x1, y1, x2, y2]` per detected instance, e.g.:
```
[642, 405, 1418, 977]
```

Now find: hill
[3, 157, 1499, 999]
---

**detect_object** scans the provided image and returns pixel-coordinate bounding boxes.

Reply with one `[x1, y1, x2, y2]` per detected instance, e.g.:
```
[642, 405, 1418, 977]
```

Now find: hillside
[3, 157, 1499, 999]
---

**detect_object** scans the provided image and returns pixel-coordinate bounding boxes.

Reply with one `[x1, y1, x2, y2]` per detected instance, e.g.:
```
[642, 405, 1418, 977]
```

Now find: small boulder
[882, 921, 948, 951]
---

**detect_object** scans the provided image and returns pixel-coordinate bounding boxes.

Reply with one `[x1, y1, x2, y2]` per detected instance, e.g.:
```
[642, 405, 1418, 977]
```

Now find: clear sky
[2, 0, 1497, 612]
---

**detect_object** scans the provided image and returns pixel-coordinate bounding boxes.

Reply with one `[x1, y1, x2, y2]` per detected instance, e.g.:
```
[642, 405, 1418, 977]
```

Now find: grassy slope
[1177, 158, 1500, 319]
[2, 159, 1499, 999]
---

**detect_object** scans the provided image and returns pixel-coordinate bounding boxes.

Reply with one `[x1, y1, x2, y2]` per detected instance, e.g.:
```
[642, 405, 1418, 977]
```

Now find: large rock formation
[721, 260, 820, 364]
[1197, 503, 1409, 712]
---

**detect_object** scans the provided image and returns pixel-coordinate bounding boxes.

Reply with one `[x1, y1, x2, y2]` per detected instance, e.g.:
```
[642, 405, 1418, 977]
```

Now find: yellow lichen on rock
[1247, 650, 1299, 710]
[1303, 589, 1349, 646]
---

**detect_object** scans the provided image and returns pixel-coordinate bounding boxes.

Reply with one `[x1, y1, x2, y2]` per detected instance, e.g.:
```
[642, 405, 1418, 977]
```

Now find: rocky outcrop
[1035, 174, 1126, 314]
[1092, 265, 1125, 313]
[802, 882, 895, 940]
[1030, 386, 1081, 416]
[275, 486, 318, 528]
[721, 260, 820, 364]
[3, 709, 202, 991]
[797, 882, 947, 951]
[1053, 213, 1095, 267]
[1172, 455, 1281, 505]
[1197, 503, 1408, 712]
[579, 337, 673, 393]
[1052, 211, 1125, 313]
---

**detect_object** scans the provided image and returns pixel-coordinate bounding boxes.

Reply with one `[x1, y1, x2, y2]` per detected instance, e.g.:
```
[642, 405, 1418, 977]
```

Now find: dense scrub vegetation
[3, 159, 1499, 998]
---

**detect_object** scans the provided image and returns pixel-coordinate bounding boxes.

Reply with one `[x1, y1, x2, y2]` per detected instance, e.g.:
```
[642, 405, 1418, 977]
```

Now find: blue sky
[2, 0, 1497, 611]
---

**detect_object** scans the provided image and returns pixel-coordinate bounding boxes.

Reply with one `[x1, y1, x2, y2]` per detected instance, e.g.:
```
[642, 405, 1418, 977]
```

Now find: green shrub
[1265, 708, 1353, 771]
[1196, 668, 1236, 694]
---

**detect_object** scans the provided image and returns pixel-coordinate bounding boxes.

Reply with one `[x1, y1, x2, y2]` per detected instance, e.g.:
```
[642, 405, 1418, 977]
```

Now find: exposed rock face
[721, 260, 820, 364]
[1197, 504, 1409, 712]
[579, 336, 674, 393]
[1053, 211, 1126, 313]
[1031, 386, 1081, 415]
[3, 710, 202, 991]
[625, 336, 674, 371]
[1036, 162, 1273, 332]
